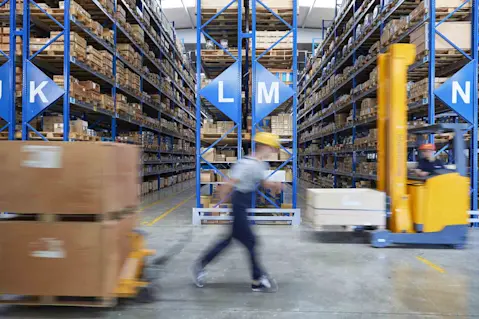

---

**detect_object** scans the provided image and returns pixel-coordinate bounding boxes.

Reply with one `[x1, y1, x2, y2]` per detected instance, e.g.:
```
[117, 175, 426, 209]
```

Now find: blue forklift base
[371, 225, 468, 249]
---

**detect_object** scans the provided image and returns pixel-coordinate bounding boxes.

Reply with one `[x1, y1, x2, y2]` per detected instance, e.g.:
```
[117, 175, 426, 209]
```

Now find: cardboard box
[54, 123, 64, 133]
[200, 195, 211, 208]
[410, 22, 471, 54]
[0, 213, 136, 297]
[201, 148, 215, 162]
[215, 154, 226, 162]
[280, 148, 292, 160]
[70, 119, 88, 134]
[307, 189, 385, 211]
[200, 171, 215, 183]
[0, 142, 140, 214]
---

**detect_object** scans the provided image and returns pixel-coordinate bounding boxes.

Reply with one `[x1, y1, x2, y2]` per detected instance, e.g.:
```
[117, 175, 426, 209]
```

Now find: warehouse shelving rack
[297, 0, 479, 215]
[15, 0, 197, 195]
[194, 0, 300, 225]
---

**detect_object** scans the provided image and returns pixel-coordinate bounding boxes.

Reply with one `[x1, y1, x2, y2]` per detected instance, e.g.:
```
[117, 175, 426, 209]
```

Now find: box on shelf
[410, 22, 471, 56]
[0, 142, 140, 214]
[70, 119, 88, 134]
[200, 171, 215, 183]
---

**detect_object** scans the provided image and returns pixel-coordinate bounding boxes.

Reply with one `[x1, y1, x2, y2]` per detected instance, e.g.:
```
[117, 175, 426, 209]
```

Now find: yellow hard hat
[254, 132, 281, 149]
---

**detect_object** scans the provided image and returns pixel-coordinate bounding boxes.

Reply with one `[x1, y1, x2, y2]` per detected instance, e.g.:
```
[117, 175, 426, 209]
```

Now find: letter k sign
[25, 61, 65, 123]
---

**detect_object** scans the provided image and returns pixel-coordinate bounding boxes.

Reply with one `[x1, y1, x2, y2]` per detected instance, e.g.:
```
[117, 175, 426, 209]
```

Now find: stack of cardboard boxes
[0, 142, 140, 304]
[410, 21, 471, 57]
[271, 114, 293, 136]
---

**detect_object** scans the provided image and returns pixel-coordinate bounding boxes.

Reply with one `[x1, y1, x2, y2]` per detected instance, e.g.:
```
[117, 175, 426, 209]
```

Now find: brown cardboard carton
[70, 119, 88, 134]
[0, 142, 140, 214]
[200, 171, 214, 183]
[0, 214, 137, 296]
[201, 147, 215, 162]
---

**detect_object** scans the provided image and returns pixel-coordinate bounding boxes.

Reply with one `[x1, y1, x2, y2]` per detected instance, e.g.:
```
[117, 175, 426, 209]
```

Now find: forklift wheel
[371, 230, 391, 248]
[136, 282, 160, 303]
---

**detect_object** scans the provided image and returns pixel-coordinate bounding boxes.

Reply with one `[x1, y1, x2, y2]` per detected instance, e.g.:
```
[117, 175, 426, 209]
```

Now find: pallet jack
[114, 228, 193, 303]
[370, 44, 470, 248]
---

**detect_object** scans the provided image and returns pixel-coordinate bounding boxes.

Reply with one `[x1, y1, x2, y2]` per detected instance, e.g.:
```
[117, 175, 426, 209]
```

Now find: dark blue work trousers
[200, 191, 264, 280]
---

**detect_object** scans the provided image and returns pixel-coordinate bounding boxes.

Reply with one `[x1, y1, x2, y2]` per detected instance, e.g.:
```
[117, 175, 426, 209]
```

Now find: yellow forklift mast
[371, 44, 469, 249]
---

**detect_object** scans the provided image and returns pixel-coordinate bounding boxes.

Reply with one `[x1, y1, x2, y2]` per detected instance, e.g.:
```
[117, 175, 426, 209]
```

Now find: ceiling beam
[302, 0, 317, 29]
[180, 0, 195, 29]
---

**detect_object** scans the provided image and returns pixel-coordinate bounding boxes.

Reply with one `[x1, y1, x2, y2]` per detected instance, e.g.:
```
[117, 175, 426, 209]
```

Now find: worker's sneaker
[191, 262, 206, 288]
[252, 275, 278, 293]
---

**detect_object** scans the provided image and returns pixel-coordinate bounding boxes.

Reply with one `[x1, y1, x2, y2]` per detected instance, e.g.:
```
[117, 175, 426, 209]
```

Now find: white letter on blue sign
[0, 81, 2, 99]
[30, 81, 48, 103]
[218, 81, 234, 103]
[452, 81, 470, 104]
[258, 82, 279, 104]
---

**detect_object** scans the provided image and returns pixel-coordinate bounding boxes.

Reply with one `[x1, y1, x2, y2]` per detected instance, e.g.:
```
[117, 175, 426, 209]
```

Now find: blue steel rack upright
[20, 0, 197, 195]
[297, 0, 479, 219]
[0, 0, 18, 140]
[193, 0, 300, 225]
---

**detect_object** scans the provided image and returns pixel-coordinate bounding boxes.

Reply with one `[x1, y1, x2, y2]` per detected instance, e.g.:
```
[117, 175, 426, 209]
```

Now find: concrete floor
[2, 181, 479, 318]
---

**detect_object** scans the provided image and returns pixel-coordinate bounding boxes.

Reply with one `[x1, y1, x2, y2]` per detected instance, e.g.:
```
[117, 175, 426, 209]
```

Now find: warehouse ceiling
[160, 0, 337, 29]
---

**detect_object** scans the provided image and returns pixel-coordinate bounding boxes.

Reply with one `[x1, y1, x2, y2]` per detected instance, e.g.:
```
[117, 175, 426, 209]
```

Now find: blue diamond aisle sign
[200, 61, 241, 124]
[254, 62, 294, 122]
[435, 61, 475, 124]
[24, 61, 64, 123]
[0, 61, 12, 121]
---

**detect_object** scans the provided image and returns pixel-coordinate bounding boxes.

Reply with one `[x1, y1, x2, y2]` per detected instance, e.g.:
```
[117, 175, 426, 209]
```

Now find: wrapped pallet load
[305, 189, 386, 230]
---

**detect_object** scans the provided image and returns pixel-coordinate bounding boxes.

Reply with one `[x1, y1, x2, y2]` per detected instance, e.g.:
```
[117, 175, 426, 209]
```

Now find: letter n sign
[254, 62, 294, 122]
[435, 61, 475, 124]
[24, 61, 64, 123]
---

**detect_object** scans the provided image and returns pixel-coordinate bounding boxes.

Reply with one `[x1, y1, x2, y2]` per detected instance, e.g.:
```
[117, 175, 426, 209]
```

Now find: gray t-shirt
[230, 156, 269, 193]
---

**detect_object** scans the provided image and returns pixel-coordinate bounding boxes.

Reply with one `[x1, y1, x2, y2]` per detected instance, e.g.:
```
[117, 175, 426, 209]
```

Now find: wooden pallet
[409, 93, 428, 104]
[0, 295, 117, 308]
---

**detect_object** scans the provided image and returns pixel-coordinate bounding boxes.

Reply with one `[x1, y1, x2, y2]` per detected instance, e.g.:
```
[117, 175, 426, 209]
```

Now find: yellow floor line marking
[416, 256, 445, 273]
[141, 221, 149, 226]
[138, 186, 192, 212]
[147, 195, 195, 226]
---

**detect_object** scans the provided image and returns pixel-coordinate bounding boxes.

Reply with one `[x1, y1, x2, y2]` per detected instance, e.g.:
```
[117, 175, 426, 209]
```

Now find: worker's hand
[263, 181, 283, 193]
[415, 170, 429, 177]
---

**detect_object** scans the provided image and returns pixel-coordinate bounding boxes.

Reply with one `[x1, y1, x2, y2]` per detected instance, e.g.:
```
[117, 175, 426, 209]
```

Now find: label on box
[29, 238, 66, 259]
[22, 145, 63, 168]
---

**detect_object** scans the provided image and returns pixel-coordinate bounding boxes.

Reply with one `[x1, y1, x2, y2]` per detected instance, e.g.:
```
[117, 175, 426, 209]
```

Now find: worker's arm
[413, 169, 430, 177]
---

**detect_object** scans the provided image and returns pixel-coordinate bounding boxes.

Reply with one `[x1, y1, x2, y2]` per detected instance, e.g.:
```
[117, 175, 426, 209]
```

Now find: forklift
[370, 44, 470, 248]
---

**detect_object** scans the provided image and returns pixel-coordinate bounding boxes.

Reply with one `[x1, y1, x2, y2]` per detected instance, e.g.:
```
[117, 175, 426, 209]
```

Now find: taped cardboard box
[0, 213, 137, 297]
[0, 142, 140, 214]
[410, 22, 471, 55]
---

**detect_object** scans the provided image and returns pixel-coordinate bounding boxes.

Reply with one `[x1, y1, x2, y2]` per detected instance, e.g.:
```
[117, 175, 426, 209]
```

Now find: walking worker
[192, 132, 282, 292]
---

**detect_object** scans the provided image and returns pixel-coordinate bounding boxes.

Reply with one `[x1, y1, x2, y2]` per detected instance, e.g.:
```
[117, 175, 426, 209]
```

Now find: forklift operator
[414, 143, 445, 177]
